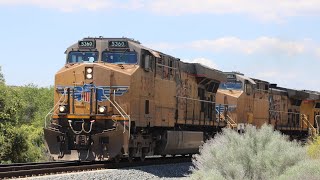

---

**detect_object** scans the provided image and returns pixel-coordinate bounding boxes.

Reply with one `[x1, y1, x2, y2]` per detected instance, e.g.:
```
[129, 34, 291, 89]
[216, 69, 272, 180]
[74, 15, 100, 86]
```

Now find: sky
[0, 0, 319, 91]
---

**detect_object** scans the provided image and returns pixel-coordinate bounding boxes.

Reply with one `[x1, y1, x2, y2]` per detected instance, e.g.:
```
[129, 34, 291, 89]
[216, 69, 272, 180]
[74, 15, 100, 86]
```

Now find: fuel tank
[158, 131, 203, 155]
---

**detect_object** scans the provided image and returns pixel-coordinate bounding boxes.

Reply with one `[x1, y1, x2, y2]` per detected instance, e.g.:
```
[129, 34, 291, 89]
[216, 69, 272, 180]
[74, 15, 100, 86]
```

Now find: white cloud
[185, 57, 218, 69]
[148, 37, 318, 57]
[146, 0, 320, 21]
[0, 0, 116, 12]
[256, 71, 296, 80]
[191, 37, 306, 55]
[316, 48, 320, 58]
[1, 0, 320, 20]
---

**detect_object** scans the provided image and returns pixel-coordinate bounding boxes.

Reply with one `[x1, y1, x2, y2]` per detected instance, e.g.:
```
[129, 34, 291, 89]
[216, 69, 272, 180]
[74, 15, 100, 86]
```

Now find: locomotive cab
[216, 72, 270, 129]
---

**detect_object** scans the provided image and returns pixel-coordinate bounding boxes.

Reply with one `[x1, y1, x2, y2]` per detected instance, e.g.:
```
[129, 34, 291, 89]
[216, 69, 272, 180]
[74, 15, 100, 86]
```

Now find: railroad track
[0, 156, 191, 179]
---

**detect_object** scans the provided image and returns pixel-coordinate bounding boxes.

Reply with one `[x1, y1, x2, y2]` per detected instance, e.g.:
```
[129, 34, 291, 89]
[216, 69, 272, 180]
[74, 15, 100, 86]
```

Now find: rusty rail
[0, 156, 191, 179]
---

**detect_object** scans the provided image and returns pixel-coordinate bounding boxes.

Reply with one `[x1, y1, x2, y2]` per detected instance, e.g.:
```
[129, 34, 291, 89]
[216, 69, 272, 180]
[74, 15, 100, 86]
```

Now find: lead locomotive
[44, 37, 227, 161]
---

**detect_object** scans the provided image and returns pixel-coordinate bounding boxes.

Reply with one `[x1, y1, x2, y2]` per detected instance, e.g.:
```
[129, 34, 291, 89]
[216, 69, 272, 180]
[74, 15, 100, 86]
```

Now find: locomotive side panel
[154, 77, 176, 127]
[252, 88, 270, 127]
[269, 90, 289, 128]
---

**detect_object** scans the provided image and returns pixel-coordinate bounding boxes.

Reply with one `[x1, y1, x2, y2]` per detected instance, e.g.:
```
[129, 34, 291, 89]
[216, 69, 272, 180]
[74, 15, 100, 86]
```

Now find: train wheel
[128, 156, 134, 163]
[140, 153, 146, 162]
[140, 148, 147, 162]
[128, 148, 135, 163]
[114, 155, 121, 163]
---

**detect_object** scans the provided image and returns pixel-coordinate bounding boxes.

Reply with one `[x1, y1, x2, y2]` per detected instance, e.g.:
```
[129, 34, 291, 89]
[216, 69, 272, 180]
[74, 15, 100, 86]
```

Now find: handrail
[226, 114, 237, 128]
[215, 108, 237, 129]
[113, 90, 131, 136]
[301, 114, 318, 137]
[96, 87, 126, 121]
[96, 88, 130, 138]
[44, 87, 69, 128]
[316, 115, 320, 135]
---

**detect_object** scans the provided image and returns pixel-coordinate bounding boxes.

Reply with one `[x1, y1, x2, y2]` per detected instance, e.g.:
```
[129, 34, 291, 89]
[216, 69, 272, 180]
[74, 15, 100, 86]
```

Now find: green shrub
[307, 136, 320, 159]
[190, 124, 307, 180]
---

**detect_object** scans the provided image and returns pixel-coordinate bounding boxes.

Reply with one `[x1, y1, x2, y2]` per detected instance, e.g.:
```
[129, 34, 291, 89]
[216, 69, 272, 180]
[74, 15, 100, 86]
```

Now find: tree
[0, 83, 53, 163]
[0, 66, 5, 84]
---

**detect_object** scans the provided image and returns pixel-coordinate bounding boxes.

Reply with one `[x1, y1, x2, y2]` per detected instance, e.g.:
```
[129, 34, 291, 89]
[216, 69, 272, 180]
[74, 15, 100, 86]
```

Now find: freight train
[44, 37, 320, 162]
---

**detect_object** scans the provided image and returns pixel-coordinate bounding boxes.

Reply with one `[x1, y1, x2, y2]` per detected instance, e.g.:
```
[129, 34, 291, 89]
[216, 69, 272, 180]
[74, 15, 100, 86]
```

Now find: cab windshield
[67, 51, 98, 63]
[102, 51, 137, 64]
[219, 81, 243, 90]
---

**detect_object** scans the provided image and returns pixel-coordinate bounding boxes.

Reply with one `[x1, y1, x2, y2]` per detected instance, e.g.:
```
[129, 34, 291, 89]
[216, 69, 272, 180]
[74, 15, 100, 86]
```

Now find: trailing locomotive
[44, 37, 227, 161]
[216, 72, 320, 139]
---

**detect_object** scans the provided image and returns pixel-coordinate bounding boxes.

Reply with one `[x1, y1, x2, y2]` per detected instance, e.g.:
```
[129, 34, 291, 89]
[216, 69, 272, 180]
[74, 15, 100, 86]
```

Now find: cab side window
[245, 81, 252, 95]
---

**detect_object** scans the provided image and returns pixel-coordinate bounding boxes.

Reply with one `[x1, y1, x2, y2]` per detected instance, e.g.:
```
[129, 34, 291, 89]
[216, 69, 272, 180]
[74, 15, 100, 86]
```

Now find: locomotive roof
[179, 62, 226, 82]
[66, 37, 227, 83]
[302, 90, 320, 100]
[271, 85, 310, 100]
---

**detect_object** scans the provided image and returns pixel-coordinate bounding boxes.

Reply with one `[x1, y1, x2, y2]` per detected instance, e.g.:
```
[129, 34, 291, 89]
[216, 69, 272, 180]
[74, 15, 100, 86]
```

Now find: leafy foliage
[0, 67, 53, 163]
[190, 124, 314, 180]
[0, 66, 4, 84]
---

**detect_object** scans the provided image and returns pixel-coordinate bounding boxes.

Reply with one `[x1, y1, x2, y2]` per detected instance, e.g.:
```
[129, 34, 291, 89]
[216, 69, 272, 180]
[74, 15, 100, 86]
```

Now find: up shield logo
[96, 86, 129, 102]
[56, 84, 129, 102]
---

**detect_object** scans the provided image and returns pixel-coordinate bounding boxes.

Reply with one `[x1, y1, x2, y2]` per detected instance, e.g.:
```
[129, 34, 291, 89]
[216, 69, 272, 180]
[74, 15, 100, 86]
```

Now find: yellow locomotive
[216, 72, 320, 139]
[44, 37, 227, 161]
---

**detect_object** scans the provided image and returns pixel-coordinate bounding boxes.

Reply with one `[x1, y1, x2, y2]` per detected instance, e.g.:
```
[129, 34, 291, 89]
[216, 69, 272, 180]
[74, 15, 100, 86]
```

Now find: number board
[78, 40, 95, 48]
[108, 41, 128, 48]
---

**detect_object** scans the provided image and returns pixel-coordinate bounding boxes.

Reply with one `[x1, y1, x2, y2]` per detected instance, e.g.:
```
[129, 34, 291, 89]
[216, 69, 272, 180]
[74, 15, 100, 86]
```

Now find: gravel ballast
[21, 162, 192, 180]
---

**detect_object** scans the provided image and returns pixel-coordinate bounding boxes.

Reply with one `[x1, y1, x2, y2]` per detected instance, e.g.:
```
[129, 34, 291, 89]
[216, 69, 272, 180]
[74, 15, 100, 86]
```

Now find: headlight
[85, 67, 93, 79]
[59, 105, 66, 113]
[86, 73, 93, 79]
[86, 68, 93, 74]
[98, 106, 106, 114]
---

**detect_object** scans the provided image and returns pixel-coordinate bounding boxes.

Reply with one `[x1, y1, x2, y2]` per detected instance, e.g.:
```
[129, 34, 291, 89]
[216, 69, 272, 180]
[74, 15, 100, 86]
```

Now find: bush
[278, 159, 320, 180]
[307, 136, 320, 159]
[190, 124, 307, 180]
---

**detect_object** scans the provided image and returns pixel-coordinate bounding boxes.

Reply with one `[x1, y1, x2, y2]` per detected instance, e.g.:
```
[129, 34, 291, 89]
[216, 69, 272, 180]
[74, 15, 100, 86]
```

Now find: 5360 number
[109, 41, 128, 48]
[78, 41, 95, 48]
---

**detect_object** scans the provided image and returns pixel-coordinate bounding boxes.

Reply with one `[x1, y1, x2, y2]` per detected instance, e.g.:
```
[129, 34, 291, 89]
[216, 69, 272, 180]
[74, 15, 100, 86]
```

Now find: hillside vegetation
[0, 67, 53, 163]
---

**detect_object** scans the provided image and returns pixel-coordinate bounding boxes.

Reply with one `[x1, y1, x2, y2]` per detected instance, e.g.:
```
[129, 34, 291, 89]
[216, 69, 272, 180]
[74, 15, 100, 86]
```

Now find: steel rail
[0, 161, 77, 167]
[0, 156, 191, 179]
